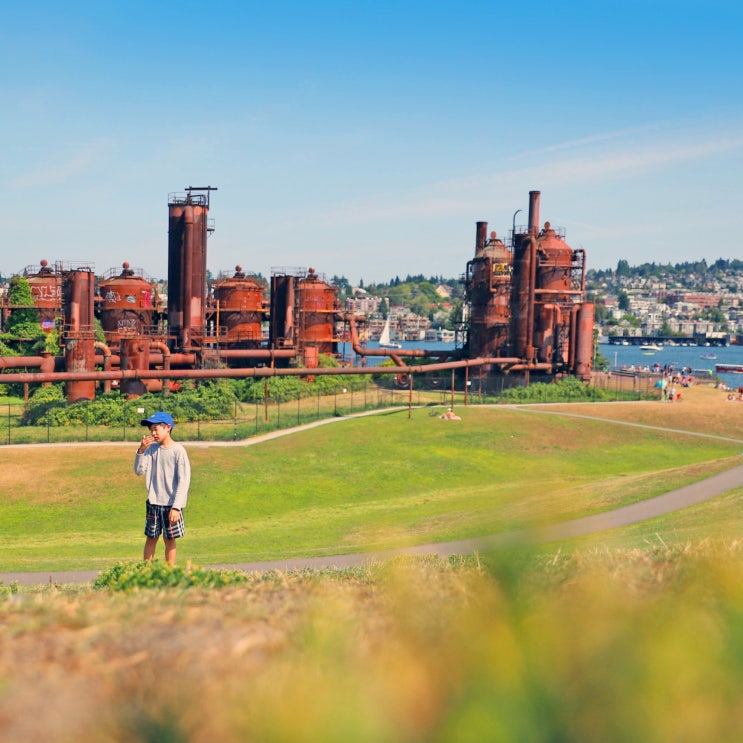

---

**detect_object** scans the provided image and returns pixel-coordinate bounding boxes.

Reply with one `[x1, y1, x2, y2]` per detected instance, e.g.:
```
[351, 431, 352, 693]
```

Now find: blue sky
[2, 1, 741, 284]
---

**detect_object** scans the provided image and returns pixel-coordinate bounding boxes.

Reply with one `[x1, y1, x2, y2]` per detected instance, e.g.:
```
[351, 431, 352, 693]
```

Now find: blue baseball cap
[141, 411, 175, 429]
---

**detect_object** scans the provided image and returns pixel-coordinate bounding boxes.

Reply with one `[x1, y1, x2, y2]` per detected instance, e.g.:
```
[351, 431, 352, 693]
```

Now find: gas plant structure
[0, 188, 594, 402]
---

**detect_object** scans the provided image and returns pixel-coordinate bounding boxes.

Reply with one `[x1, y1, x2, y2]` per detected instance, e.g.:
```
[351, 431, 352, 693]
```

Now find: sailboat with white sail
[378, 316, 402, 349]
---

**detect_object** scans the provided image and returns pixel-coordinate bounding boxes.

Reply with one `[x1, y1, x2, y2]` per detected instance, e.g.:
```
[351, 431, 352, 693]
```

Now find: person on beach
[134, 411, 191, 566]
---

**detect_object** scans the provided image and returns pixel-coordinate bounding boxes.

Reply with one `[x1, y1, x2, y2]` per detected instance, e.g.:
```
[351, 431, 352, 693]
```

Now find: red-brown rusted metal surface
[0, 187, 594, 400]
[297, 267, 338, 365]
[213, 266, 265, 346]
[63, 269, 96, 402]
[99, 262, 157, 342]
[167, 187, 215, 349]
[25, 259, 63, 332]
[465, 224, 513, 369]
[269, 273, 295, 349]
[574, 302, 595, 381]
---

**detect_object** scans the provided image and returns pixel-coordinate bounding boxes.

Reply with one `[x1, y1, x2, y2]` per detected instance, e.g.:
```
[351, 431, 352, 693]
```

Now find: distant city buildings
[589, 264, 743, 342]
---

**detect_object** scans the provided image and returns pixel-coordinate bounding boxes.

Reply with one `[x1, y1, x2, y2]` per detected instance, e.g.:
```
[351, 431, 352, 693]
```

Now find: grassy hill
[3, 386, 743, 742]
[2, 386, 741, 571]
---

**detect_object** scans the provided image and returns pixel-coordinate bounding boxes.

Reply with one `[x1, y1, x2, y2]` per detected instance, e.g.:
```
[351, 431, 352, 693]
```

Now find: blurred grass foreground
[4, 546, 743, 742]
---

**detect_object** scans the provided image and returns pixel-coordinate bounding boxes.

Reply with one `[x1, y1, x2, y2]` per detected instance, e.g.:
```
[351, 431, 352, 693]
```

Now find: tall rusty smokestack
[476, 222, 488, 254]
[528, 190, 541, 236]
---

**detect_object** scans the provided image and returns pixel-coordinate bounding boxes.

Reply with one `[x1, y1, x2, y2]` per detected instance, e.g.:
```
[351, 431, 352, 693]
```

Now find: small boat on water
[640, 343, 663, 353]
[700, 352, 717, 360]
[378, 316, 402, 349]
[716, 363, 743, 374]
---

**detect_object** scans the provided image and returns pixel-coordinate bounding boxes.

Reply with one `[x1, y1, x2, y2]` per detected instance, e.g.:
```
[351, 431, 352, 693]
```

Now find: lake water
[337, 340, 459, 368]
[337, 339, 743, 387]
[600, 343, 743, 387]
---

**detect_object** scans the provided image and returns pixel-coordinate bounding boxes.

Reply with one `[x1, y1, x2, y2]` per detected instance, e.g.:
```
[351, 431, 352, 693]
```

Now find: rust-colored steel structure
[268, 267, 340, 368]
[269, 272, 295, 350]
[465, 225, 512, 370]
[98, 262, 157, 342]
[167, 187, 216, 350]
[1, 186, 595, 402]
[212, 266, 266, 347]
[63, 268, 97, 402]
[24, 259, 63, 332]
[296, 267, 339, 368]
[466, 190, 594, 381]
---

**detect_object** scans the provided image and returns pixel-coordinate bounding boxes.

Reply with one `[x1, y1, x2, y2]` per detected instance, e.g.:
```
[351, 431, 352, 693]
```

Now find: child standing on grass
[134, 411, 191, 566]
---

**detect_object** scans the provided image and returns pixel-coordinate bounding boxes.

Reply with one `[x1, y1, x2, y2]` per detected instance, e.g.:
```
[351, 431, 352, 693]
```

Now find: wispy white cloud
[307, 123, 743, 226]
[520, 123, 668, 158]
[8, 139, 116, 189]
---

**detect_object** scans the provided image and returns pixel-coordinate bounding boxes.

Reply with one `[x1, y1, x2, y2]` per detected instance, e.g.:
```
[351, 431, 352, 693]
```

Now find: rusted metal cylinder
[511, 235, 534, 359]
[302, 344, 320, 369]
[536, 222, 573, 294]
[98, 263, 156, 341]
[535, 302, 558, 363]
[168, 191, 210, 350]
[269, 274, 295, 348]
[528, 191, 541, 236]
[213, 266, 265, 346]
[465, 228, 512, 367]
[26, 259, 62, 331]
[574, 303, 595, 381]
[167, 200, 186, 343]
[475, 222, 488, 254]
[63, 269, 96, 402]
[297, 268, 337, 358]
[120, 337, 151, 398]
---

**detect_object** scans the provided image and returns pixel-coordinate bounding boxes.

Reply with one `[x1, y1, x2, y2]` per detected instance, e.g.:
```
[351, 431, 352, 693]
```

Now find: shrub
[93, 561, 249, 591]
[499, 377, 605, 403]
[21, 381, 238, 427]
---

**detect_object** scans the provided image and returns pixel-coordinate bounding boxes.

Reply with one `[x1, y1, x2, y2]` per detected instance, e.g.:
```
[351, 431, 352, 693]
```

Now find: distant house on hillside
[435, 284, 453, 299]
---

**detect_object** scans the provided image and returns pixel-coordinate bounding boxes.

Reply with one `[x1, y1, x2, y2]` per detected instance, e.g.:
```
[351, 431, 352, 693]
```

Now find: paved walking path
[3, 406, 743, 586]
[4, 462, 742, 586]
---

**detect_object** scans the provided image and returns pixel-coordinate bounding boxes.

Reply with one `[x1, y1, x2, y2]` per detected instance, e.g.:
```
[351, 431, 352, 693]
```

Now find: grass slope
[1, 390, 740, 571]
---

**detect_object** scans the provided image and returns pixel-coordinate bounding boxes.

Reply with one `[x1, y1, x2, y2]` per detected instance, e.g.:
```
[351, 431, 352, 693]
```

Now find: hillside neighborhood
[587, 259, 743, 344]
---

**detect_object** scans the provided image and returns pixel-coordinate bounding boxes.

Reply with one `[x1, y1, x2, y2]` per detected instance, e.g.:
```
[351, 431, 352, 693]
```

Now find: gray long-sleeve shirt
[134, 442, 191, 510]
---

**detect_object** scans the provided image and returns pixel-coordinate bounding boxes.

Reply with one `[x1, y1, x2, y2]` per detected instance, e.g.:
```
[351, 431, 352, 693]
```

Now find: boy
[134, 411, 191, 566]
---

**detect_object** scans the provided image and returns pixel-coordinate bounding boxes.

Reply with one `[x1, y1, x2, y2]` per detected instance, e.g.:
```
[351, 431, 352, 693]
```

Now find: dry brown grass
[6, 547, 743, 742]
[532, 384, 743, 441]
[0, 564, 477, 742]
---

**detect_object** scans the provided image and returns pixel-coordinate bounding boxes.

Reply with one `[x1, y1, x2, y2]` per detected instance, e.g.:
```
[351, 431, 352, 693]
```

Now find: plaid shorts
[144, 501, 185, 540]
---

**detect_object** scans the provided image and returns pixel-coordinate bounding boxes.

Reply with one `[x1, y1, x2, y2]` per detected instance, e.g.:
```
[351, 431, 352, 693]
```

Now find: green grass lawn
[5, 401, 743, 742]
[1, 405, 740, 571]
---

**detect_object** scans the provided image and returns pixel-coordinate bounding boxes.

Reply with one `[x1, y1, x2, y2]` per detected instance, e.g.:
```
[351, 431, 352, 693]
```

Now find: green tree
[2, 276, 44, 351]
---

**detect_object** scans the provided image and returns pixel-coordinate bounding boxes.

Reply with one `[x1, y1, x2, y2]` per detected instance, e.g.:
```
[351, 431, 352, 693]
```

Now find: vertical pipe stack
[63, 269, 96, 402]
[167, 189, 211, 350]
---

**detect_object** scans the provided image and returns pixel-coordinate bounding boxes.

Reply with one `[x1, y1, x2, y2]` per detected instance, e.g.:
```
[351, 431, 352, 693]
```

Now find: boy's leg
[144, 536, 159, 561]
[163, 538, 177, 566]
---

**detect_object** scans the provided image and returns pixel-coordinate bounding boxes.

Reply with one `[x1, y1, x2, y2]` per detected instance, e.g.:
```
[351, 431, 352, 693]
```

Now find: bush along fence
[0, 372, 657, 446]
[0, 385, 422, 446]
